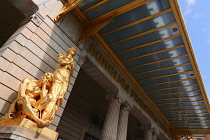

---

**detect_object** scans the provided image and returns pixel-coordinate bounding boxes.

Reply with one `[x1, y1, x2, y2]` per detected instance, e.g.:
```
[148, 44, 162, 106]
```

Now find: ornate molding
[77, 12, 115, 45]
[152, 127, 160, 137]
[54, 0, 84, 22]
[172, 129, 192, 140]
[121, 101, 132, 112]
[105, 93, 123, 104]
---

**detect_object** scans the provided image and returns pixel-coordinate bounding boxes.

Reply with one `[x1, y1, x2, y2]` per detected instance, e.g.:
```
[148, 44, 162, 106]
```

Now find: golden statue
[0, 47, 76, 128]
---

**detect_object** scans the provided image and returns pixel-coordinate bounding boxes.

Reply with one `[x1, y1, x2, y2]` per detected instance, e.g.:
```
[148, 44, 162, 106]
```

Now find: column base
[0, 118, 58, 140]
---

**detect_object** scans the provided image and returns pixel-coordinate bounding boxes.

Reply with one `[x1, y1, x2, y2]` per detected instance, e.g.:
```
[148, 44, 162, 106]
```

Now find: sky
[178, 0, 210, 99]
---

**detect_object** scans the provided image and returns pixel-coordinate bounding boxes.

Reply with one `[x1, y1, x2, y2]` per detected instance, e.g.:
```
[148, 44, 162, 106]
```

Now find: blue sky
[178, 0, 210, 99]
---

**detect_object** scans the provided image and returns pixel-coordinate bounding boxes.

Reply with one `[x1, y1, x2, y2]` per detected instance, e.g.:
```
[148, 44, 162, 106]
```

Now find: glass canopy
[77, 0, 210, 135]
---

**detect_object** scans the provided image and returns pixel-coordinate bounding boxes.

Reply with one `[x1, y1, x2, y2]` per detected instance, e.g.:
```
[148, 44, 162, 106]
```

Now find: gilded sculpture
[0, 47, 76, 128]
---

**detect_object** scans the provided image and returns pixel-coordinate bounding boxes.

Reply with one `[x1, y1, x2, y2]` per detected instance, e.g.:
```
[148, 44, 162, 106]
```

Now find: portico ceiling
[72, 0, 210, 135]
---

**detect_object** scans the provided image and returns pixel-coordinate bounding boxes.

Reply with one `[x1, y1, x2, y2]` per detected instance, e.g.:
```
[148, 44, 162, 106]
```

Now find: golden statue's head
[67, 47, 76, 58]
[58, 47, 76, 68]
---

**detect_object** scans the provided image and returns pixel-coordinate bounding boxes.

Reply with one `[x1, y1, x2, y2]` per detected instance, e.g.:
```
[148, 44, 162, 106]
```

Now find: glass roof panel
[171, 120, 210, 124]
[129, 55, 189, 75]
[168, 117, 210, 121]
[191, 130, 210, 131]
[156, 98, 204, 107]
[99, 0, 171, 34]
[175, 126, 210, 129]
[150, 91, 201, 100]
[84, 0, 134, 20]
[134, 64, 192, 81]
[147, 85, 199, 96]
[160, 105, 207, 112]
[173, 123, 210, 127]
[102, 12, 175, 44]
[78, 0, 102, 11]
[123, 47, 187, 68]
[166, 114, 209, 119]
[109, 26, 176, 53]
[117, 36, 183, 61]
[191, 130, 210, 133]
[143, 78, 197, 91]
[163, 109, 208, 115]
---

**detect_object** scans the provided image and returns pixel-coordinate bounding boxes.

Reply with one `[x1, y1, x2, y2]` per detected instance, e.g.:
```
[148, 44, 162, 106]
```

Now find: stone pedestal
[0, 118, 58, 140]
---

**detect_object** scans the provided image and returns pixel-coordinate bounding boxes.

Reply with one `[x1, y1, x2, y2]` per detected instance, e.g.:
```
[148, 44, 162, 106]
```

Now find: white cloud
[186, 0, 196, 5]
[185, 7, 193, 15]
[202, 75, 207, 80]
[184, 0, 197, 16]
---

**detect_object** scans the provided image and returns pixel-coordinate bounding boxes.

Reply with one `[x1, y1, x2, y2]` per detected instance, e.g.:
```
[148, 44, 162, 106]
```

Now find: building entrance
[56, 69, 108, 140]
[56, 68, 147, 140]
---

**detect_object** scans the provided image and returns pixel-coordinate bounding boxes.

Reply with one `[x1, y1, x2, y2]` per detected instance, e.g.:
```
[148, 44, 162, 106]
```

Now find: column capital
[152, 127, 160, 136]
[143, 124, 153, 140]
[121, 101, 132, 112]
[152, 127, 160, 140]
[141, 124, 152, 131]
[105, 93, 123, 104]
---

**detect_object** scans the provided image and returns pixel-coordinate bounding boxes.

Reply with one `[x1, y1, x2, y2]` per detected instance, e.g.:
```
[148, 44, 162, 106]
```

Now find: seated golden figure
[0, 47, 76, 128]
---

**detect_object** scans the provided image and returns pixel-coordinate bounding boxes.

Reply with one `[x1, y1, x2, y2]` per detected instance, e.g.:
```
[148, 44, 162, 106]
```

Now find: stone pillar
[117, 102, 131, 140]
[101, 94, 122, 140]
[144, 129, 152, 140]
[142, 124, 153, 140]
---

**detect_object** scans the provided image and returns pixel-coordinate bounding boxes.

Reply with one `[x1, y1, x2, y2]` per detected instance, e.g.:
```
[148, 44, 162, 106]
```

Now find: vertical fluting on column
[101, 94, 122, 140]
[117, 102, 131, 140]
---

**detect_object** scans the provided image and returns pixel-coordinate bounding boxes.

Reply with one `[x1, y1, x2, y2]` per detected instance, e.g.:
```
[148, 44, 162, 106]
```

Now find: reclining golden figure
[0, 47, 76, 128]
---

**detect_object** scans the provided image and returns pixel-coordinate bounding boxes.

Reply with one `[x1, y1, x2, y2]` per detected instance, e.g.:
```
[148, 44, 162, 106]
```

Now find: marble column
[144, 129, 153, 140]
[142, 124, 153, 140]
[117, 102, 131, 140]
[101, 94, 122, 140]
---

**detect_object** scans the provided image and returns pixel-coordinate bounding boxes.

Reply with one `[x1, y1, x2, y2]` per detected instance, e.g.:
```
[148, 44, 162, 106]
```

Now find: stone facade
[0, 0, 84, 131]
